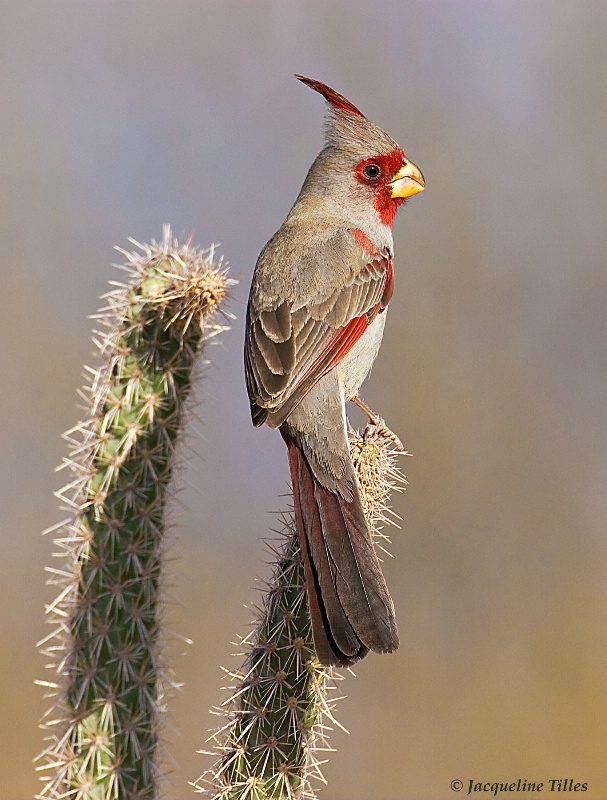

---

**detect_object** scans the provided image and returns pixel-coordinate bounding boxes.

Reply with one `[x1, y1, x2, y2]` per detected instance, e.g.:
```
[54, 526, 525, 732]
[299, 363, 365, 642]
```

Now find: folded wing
[245, 230, 393, 428]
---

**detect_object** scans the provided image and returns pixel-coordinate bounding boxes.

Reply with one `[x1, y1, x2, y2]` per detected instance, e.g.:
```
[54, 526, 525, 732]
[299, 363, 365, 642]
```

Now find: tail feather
[293, 476, 365, 666]
[287, 440, 398, 666]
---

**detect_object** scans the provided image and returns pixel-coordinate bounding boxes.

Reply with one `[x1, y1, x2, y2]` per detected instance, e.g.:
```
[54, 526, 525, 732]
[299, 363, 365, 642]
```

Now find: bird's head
[296, 76, 425, 229]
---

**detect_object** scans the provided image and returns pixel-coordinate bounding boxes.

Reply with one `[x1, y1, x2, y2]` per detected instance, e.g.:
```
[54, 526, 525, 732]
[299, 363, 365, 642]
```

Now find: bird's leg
[352, 395, 405, 451]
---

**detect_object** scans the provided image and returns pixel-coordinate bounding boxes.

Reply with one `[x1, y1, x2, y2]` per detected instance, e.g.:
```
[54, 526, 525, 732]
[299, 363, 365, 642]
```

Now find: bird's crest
[295, 76, 364, 117]
[295, 75, 399, 155]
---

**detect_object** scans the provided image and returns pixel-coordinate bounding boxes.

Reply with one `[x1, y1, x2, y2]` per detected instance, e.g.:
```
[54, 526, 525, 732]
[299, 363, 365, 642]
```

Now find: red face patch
[354, 149, 406, 227]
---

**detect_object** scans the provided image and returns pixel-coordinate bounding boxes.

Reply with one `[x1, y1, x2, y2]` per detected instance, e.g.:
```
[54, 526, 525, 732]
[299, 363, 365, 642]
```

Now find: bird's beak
[390, 160, 425, 199]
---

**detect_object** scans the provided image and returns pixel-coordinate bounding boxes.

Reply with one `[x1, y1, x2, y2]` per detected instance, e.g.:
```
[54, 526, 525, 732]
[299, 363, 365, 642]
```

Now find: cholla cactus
[37, 227, 234, 800]
[196, 426, 407, 800]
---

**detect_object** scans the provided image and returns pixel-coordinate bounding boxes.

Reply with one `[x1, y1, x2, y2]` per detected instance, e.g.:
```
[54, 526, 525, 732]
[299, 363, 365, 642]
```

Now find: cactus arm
[37, 228, 234, 800]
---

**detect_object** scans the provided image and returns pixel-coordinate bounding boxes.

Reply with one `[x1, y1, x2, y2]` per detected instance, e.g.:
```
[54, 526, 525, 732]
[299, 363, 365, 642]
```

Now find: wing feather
[259, 302, 292, 342]
[246, 229, 393, 427]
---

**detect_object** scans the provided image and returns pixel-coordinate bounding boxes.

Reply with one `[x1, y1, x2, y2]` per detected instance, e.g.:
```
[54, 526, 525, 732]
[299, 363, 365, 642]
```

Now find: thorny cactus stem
[37, 227, 234, 800]
[196, 426, 407, 800]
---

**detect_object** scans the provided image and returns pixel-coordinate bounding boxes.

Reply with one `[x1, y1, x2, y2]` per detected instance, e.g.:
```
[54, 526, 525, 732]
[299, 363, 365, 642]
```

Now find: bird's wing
[245, 229, 393, 427]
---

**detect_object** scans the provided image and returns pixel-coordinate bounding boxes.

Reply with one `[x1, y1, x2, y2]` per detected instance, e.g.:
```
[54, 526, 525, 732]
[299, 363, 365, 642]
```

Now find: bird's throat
[375, 193, 403, 228]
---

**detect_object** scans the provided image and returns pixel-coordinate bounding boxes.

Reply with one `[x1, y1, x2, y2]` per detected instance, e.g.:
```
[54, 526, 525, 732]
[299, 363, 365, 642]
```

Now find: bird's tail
[286, 439, 399, 666]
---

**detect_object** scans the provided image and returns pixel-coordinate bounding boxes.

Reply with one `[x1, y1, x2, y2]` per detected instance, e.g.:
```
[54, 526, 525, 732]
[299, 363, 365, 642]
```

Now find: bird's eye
[363, 163, 381, 180]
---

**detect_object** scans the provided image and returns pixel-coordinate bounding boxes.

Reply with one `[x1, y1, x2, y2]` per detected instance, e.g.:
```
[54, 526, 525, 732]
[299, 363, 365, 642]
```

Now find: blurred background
[1, 2, 606, 798]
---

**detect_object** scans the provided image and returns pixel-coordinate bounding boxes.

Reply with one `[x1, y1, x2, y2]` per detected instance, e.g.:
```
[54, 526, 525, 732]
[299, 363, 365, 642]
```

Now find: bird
[245, 76, 424, 666]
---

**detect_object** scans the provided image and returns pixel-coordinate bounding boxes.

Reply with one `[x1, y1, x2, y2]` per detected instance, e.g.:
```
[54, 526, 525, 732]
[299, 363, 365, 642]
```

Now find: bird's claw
[364, 418, 405, 451]
[353, 395, 405, 451]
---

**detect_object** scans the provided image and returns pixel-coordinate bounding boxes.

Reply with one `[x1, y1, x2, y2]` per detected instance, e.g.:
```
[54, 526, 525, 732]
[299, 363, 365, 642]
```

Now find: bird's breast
[336, 311, 387, 401]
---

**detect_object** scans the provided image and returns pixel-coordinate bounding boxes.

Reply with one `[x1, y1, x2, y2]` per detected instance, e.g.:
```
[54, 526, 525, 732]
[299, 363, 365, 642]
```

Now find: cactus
[37, 227, 233, 800]
[196, 426, 407, 800]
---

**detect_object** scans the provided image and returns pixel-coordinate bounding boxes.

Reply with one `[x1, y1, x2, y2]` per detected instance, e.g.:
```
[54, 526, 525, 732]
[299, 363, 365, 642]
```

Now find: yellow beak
[390, 160, 425, 199]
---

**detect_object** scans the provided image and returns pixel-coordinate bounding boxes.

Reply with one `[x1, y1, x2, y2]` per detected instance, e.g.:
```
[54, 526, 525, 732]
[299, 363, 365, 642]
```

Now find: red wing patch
[294, 256, 393, 397]
[306, 313, 369, 379]
[351, 228, 376, 253]
[350, 229, 393, 309]
[380, 260, 394, 308]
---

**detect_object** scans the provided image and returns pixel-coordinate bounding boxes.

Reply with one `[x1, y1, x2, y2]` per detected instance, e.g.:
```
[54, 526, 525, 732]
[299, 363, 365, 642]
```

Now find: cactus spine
[37, 228, 233, 800]
[196, 427, 407, 800]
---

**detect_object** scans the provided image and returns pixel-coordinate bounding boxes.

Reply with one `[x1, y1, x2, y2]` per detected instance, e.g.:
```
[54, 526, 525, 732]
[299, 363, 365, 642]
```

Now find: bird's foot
[352, 395, 405, 451]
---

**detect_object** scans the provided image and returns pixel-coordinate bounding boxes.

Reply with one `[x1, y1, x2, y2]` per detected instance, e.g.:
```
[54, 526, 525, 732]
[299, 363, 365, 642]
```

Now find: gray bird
[245, 76, 425, 666]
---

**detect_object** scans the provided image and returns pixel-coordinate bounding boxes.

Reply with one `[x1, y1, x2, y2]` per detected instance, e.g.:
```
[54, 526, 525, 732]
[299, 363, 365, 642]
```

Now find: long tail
[286, 439, 399, 667]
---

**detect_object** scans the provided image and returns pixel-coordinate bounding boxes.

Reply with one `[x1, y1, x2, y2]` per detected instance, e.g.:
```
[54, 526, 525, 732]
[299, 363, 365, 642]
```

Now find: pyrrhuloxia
[245, 76, 425, 666]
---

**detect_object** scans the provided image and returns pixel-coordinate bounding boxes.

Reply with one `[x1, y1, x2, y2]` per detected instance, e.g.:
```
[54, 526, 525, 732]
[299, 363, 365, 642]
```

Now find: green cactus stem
[196, 426, 408, 800]
[37, 227, 233, 800]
